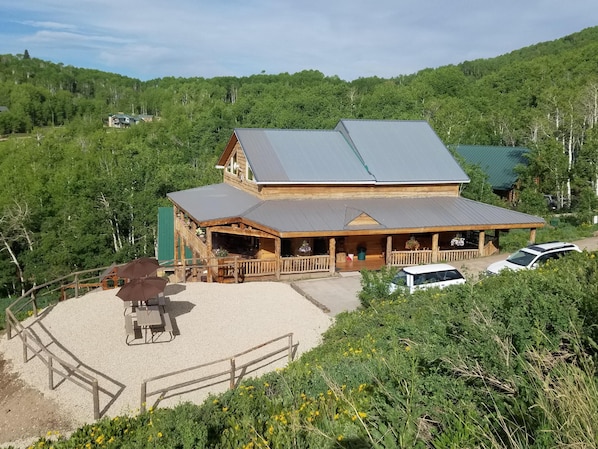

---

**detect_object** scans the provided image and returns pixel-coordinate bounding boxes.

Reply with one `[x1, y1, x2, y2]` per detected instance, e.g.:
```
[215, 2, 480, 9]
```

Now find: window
[247, 164, 254, 181]
[228, 153, 238, 175]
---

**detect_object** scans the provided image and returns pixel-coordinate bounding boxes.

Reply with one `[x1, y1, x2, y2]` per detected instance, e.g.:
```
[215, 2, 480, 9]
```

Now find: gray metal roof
[168, 184, 544, 234]
[235, 128, 374, 183]
[335, 119, 470, 184]
[167, 183, 261, 221]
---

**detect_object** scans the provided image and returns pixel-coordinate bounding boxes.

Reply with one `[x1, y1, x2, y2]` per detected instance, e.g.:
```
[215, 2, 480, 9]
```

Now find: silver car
[486, 241, 581, 275]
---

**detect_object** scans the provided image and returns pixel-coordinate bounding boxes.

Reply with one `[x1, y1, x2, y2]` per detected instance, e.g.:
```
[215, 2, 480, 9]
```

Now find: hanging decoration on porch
[451, 234, 465, 247]
[297, 240, 312, 256]
[405, 236, 420, 251]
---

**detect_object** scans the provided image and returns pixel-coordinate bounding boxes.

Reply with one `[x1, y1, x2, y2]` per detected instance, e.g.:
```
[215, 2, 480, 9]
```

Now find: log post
[329, 237, 336, 274]
[275, 237, 281, 280]
[478, 231, 486, 256]
[431, 233, 439, 263]
[529, 228, 537, 244]
[206, 228, 213, 282]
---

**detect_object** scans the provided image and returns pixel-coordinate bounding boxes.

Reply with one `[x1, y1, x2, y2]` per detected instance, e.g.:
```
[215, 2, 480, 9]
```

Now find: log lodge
[166, 119, 545, 282]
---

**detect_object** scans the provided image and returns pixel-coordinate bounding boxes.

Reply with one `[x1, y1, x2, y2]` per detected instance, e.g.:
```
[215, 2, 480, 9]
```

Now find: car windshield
[392, 270, 408, 286]
[506, 249, 537, 267]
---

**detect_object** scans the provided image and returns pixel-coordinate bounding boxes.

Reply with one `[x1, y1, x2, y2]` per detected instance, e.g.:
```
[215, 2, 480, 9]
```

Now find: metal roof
[455, 145, 529, 190]
[167, 183, 261, 221]
[235, 128, 374, 183]
[168, 185, 545, 235]
[233, 120, 470, 185]
[335, 119, 470, 184]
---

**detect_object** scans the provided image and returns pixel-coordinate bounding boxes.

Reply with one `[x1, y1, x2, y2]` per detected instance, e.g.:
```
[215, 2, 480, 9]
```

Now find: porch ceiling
[168, 184, 545, 236]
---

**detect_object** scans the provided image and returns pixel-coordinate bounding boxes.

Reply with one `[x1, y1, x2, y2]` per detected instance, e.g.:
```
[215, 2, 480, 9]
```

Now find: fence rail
[439, 249, 480, 262]
[4, 266, 116, 420]
[280, 255, 330, 274]
[388, 250, 433, 266]
[140, 333, 294, 413]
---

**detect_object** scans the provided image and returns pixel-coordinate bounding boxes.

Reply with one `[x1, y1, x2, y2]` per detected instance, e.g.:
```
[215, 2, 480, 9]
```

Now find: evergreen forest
[1, 26, 598, 296]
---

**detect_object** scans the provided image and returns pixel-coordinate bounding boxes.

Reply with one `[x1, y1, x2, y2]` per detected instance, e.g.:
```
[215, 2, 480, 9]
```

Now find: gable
[456, 145, 529, 190]
[345, 210, 381, 227]
[336, 119, 470, 184]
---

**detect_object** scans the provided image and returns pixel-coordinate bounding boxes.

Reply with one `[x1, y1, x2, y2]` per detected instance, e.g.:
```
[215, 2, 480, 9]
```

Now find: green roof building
[455, 145, 529, 203]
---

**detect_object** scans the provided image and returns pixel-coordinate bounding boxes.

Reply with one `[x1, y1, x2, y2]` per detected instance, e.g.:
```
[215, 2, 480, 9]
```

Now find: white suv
[389, 263, 466, 294]
[486, 241, 581, 275]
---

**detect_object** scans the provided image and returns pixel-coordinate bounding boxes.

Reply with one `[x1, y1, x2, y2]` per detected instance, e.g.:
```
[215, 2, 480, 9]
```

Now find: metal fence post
[288, 334, 293, 362]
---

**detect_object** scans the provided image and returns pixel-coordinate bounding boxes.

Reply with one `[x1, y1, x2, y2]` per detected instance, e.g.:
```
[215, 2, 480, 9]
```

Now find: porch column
[386, 236, 392, 265]
[431, 233, 439, 263]
[275, 237, 281, 280]
[174, 229, 180, 267]
[329, 237, 336, 274]
[191, 251, 198, 281]
[478, 231, 485, 256]
[206, 228, 213, 283]
[529, 228, 537, 244]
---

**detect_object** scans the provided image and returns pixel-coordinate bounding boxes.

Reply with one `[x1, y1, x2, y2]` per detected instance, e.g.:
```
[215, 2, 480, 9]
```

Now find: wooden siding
[253, 184, 460, 200]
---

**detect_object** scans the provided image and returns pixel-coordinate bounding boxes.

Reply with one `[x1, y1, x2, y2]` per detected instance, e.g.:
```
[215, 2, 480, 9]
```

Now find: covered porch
[167, 206, 523, 283]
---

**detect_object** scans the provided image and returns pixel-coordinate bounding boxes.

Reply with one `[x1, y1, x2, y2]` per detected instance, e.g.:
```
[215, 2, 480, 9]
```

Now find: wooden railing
[388, 250, 433, 266]
[239, 258, 278, 277]
[280, 255, 330, 274]
[140, 333, 294, 413]
[388, 248, 483, 266]
[4, 266, 117, 420]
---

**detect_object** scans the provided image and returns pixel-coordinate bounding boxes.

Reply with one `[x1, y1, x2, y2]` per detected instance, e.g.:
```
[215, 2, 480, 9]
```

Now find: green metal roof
[455, 145, 529, 191]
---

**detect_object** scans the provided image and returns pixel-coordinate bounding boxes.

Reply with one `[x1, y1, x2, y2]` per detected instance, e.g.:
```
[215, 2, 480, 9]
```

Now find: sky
[1, 1, 597, 82]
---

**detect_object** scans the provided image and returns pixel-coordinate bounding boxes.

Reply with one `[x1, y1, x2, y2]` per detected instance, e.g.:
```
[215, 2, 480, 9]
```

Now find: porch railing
[388, 248, 482, 266]
[280, 255, 330, 274]
[177, 246, 492, 282]
[239, 258, 278, 277]
[439, 249, 480, 263]
[388, 250, 433, 266]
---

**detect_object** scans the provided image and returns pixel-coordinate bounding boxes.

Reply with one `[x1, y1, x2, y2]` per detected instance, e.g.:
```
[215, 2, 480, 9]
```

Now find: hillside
[0, 26, 597, 295]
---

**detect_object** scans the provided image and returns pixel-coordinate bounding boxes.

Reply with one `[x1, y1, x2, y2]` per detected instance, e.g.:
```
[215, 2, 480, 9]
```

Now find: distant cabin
[455, 145, 529, 205]
[108, 113, 153, 128]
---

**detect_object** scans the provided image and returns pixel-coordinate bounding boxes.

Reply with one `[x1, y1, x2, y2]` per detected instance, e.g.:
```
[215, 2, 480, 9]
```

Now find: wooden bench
[150, 312, 174, 342]
[124, 314, 142, 345]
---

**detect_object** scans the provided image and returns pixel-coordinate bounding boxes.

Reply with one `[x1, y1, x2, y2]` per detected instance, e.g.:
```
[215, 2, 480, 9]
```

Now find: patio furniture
[124, 314, 142, 345]
[123, 300, 139, 316]
[135, 305, 164, 342]
[150, 312, 174, 343]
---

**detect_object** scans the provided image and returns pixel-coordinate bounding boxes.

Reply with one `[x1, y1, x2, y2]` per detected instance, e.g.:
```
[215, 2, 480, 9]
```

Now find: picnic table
[124, 298, 174, 345]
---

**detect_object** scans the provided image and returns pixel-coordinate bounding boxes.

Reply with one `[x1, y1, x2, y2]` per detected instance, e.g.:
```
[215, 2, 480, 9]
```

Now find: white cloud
[0, 0, 597, 80]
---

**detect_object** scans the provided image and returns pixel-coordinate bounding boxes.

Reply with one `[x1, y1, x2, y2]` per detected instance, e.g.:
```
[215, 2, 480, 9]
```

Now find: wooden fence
[3, 266, 117, 420]
[140, 333, 294, 413]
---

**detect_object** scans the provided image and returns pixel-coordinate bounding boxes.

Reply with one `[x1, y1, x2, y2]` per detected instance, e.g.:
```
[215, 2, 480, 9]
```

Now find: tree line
[0, 26, 598, 296]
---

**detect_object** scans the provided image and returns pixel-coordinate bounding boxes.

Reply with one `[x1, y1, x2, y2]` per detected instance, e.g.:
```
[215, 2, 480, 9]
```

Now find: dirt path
[0, 351, 76, 447]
